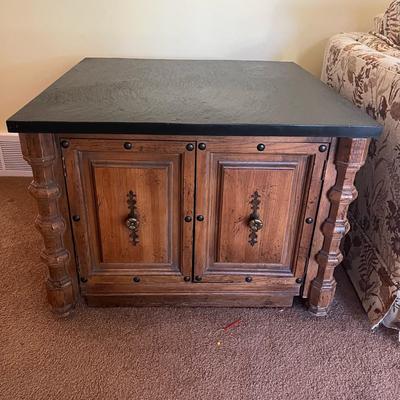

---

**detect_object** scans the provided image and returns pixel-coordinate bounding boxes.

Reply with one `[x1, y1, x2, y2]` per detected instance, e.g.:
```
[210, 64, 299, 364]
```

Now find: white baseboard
[0, 133, 32, 177]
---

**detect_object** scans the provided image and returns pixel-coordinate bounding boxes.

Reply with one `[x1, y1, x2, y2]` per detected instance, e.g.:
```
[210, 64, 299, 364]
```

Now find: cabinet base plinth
[86, 293, 295, 308]
[307, 304, 330, 317]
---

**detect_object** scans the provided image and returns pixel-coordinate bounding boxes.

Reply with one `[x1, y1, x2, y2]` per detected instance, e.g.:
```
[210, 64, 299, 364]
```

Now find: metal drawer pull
[126, 190, 139, 245]
[248, 191, 263, 247]
[249, 218, 263, 232]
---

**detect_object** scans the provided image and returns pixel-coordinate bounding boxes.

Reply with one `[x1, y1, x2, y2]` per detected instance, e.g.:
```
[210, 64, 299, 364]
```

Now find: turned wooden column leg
[308, 138, 370, 316]
[19, 133, 78, 316]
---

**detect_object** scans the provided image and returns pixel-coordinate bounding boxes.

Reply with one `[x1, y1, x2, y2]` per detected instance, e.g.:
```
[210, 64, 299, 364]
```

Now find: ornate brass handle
[249, 218, 263, 232]
[126, 191, 139, 245]
[248, 191, 263, 246]
[126, 217, 139, 230]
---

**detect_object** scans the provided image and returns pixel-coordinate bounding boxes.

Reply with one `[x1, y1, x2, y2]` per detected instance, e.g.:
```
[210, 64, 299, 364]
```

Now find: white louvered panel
[0, 134, 32, 176]
[0, 142, 5, 170]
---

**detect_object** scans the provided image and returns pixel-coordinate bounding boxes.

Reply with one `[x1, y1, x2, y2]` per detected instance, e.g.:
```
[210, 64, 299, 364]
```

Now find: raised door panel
[92, 162, 171, 265]
[62, 139, 195, 291]
[194, 140, 328, 284]
[216, 160, 302, 265]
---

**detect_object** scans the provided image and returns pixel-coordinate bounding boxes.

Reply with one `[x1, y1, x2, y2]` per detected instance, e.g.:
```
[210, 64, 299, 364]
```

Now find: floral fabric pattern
[322, 31, 400, 327]
[379, 0, 400, 46]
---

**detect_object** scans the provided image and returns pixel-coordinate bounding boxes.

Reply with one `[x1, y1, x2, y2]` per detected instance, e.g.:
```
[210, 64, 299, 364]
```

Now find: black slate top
[7, 58, 381, 137]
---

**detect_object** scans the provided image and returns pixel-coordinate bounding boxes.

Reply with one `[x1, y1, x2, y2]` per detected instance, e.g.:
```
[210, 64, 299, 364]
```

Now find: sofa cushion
[380, 0, 400, 45]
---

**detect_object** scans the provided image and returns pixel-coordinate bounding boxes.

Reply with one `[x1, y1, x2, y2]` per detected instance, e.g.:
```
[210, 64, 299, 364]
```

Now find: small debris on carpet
[213, 318, 242, 349]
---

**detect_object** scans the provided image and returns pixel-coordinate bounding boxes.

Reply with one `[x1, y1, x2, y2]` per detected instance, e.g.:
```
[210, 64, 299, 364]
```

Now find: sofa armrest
[322, 31, 400, 330]
[322, 33, 400, 84]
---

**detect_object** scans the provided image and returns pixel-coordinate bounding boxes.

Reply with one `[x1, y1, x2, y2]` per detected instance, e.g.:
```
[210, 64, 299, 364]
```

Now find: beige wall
[0, 0, 390, 132]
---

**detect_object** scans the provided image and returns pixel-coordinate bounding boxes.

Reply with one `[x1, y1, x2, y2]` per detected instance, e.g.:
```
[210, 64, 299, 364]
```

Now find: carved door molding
[62, 138, 195, 293]
[193, 139, 328, 284]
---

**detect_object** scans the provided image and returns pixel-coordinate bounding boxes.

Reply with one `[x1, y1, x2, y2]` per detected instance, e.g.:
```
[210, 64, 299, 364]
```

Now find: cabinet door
[194, 139, 328, 283]
[62, 139, 195, 290]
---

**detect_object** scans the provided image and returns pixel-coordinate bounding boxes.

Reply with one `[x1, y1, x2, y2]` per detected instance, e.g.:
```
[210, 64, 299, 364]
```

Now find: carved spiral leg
[308, 138, 369, 316]
[19, 133, 77, 316]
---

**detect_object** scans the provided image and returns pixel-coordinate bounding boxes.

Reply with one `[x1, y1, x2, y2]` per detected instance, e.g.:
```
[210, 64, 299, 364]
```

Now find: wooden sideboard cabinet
[61, 136, 328, 305]
[8, 59, 381, 316]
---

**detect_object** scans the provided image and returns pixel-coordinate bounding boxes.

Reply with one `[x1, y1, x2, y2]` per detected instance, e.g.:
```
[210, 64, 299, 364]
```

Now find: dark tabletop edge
[6, 120, 382, 138]
[5, 58, 382, 139]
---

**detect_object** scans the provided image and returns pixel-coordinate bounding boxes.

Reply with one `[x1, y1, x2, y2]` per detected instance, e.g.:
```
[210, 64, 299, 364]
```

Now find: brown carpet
[0, 177, 399, 400]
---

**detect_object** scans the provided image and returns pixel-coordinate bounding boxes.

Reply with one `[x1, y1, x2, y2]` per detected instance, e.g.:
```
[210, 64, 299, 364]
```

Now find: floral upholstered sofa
[321, 0, 400, 330]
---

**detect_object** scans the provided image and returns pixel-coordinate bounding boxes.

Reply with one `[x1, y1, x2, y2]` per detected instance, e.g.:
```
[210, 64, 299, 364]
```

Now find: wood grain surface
[62, 139, 195, 292]
[19, 133, 78, 315]
[194, 139, 327, 284]
[18, 133, 369, 313]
